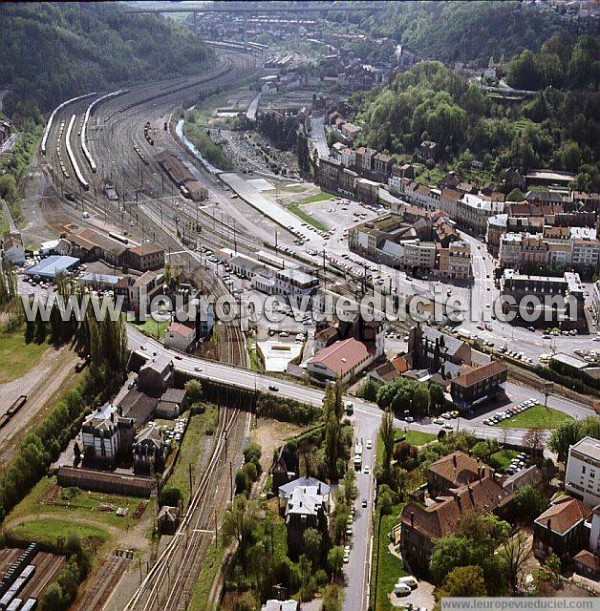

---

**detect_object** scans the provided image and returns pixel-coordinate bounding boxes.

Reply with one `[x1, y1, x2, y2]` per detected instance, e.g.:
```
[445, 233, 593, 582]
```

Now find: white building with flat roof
[565, 436, 600, 507]
[275, 268, 319, 297]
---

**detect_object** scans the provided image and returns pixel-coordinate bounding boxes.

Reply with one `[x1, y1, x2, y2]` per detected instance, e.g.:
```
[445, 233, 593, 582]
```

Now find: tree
[436, 565, 487, 598]
[360, 379, 379, 402]
[523, 427, 544, 454]
[185, 379, 203, 404]
[413, 384, 430, 416]
[429, 384, 445, 414]
[327, 546, 345, 579]
[303, 527, 322, 569]
[513, 485, 546, 522]
[379, 408, 395, 483]
[41, 583, 65, 611]
[544, 552, 562, 589]
[548, 419, 582, 462]
[378, 485, 395, 515]
[342, 469, 358, 505]
[221, 496, 258, 570]
[430, 536, 472, 583]
[322, 584, 344, 611]
[297, 131, 311, 175]
[499, 530, 532, 595]
[506, 188, 525, 201]
[243, 442, 262, 467]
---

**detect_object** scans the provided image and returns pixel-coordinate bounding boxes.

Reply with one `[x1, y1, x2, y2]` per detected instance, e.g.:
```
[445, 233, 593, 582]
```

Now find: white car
[363, 465, 370, 475]
[366, 440, 372, 450]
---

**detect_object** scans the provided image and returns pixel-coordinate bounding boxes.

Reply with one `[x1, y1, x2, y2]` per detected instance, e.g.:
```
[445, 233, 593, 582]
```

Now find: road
[126, 324, 596, 610]
[309, 113, 330, 159]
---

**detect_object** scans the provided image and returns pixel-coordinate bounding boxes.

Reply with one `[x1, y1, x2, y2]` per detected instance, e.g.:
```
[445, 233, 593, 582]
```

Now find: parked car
[268, 384, 279, 391]
[394, 583, 412, 596]
[396, 576, 418, 590]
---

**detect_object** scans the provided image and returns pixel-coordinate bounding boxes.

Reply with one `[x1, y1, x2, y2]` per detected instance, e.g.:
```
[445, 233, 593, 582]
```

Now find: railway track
[42, 50, 256, 367]
[73, 551, 132, 611]
[124, 405, 245, 611]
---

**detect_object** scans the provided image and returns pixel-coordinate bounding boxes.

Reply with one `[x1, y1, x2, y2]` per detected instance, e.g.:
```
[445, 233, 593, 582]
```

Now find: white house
[565, 436, 600, 507]
[163, 321, 196, 353]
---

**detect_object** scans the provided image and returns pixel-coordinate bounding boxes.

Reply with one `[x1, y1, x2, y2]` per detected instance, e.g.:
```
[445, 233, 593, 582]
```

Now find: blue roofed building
[24, 255, 80, 280]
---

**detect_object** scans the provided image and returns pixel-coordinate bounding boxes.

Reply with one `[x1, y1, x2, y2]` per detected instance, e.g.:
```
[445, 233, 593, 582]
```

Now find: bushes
[257, 393, 321, 425]
[39, 533, 91, 611]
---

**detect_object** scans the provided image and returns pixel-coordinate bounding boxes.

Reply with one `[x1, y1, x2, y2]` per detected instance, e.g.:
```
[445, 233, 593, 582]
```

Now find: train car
[6, 599, 21, 611]
[6, 396, 27, 417]
[20, 601, 36, 611]
[0, 591, 14, 610]
[108, 232, 130, 245]
[18, 567, 34, 582]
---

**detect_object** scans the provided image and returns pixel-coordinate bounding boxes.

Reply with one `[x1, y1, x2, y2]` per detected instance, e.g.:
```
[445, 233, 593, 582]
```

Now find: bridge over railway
[123, 1, 385, 14]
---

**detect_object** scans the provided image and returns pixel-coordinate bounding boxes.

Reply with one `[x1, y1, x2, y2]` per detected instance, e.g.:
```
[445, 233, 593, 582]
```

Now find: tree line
[355, 47, 600, 191]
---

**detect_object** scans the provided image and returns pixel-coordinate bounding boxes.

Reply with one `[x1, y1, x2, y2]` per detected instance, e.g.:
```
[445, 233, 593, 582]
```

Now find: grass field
[489, 448, 519, 470]
[0, 326, 50, 384]
[370, 506, 407, 611]
[131, 317, 169, 340]
[299, 191, 334, 205]
[7, 476, 151, 530]
[9, 518, 110, 548]
[287, 202, 329, 232]
[161, 405, 218, 505]
[376, 427, 436, 464]
[496, 405, 573, 430]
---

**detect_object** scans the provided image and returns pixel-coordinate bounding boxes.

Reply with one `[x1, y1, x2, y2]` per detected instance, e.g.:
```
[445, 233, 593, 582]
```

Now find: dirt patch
[0, 344, 80, 461]
[251, 418, 311, 475]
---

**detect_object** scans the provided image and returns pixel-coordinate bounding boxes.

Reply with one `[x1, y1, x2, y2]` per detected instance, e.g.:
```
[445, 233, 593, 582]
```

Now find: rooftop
[129, 243, 165, 257]
[429, 451, 489, 489]
[570, 436, 600, 462]
[24, 255, 80, 278]
[452, 361, 507, 388]
[534, 495, 592, 535]
[308, 337, 371, 376]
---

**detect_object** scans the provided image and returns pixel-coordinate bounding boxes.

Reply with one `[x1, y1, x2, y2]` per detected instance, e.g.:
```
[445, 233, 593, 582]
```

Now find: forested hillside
[358, 1, 576, 66]
[353, 33, 600, 192]
[0, 2, 213, 113]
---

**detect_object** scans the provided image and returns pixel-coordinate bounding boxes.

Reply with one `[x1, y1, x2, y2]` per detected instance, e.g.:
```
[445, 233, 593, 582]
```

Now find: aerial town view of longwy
[3, 1, 600, 610]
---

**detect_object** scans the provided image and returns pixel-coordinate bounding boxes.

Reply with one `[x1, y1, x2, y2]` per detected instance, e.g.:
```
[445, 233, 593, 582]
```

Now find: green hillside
[0, 2, 213, 112]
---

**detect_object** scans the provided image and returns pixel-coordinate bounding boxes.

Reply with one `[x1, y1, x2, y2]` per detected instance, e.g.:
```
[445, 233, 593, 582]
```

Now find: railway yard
[2, 44, 279, 611]
[2, 5, 600, 611]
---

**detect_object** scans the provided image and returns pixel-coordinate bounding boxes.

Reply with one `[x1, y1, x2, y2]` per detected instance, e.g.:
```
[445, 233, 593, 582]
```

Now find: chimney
[299, 501, 302, 508]
[478, 467, 483, 481]
[410, 511, 414, 527]
[318, 483, 321, 494]
[547, 519, 552, 531]
[468, 485, 474, 505]
[452, 453, 457, 468]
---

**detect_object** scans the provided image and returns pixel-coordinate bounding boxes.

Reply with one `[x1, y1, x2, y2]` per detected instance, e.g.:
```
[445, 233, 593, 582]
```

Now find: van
[396, 576, 418, 590]
[393, 582, 411, 596]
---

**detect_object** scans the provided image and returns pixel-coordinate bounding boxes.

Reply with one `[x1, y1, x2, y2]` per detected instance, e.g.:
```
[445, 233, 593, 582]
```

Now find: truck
[353, 442, 363, 470]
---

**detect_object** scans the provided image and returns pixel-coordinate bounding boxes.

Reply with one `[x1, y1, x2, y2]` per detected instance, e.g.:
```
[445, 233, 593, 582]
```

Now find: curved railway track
[42, 51, 255, 368]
